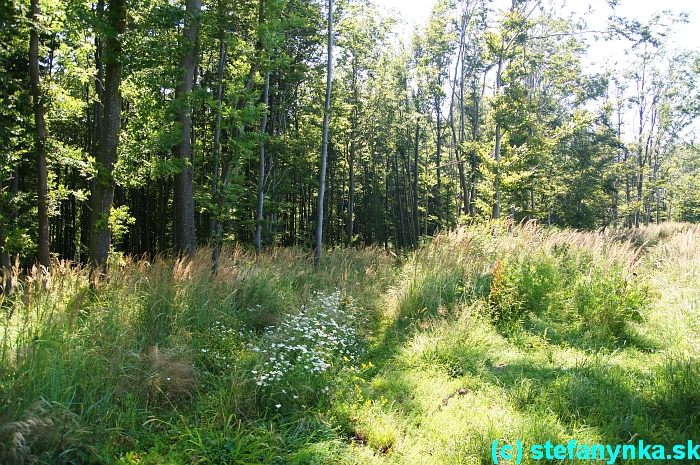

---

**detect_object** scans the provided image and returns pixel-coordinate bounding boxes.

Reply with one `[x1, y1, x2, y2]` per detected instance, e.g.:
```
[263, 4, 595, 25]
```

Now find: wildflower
[250, 291, 365, 390]
[276, 404, 281, 409]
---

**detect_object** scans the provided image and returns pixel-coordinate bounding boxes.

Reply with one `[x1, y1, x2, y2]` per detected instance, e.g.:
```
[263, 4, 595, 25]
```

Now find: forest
[2, 0, 700, 463]
[1, 0, 699, 269]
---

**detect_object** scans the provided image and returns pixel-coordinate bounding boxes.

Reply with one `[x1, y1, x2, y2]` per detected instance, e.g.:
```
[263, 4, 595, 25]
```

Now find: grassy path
[337, 224, 700, 464]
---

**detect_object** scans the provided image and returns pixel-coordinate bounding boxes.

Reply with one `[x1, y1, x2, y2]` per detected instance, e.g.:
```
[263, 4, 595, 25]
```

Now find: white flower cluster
[252, 291, 363, 389]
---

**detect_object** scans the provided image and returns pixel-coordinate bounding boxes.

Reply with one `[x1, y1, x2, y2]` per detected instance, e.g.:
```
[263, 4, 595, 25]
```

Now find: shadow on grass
[510, 312, 663, 354]
[367, 303, 699, 463]
[474, 356, 699, 447]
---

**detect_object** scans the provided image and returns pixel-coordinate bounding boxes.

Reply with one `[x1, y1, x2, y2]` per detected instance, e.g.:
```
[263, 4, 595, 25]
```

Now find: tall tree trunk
[347, 59, 359, 247]
[29, 0, 50, 267]
[400, 137, 415, 247]
[347, 137, 355, 246]
[469, 73, 486, 217]
[315, 0, 333, 267]
[255, 70, 270, 257]
[634, 50, 648, 228]
[492, 55, 503, 221]
[393, 151, 406, 247]
[412, 116, 420, 240]
[0, 175, 11, 292]
[493, 0, 519, 221]
[448, 53, 469, 218]
[210, 37, 226, 270]
[635, 107, 644, 228]
[173, 0, 201, 256]
[210, 37, 225, 238]
[213, 57, 260, 261]
[435, 95, 442, 226]
[90, 0, 104, 256]
[89, 0, 126, 267]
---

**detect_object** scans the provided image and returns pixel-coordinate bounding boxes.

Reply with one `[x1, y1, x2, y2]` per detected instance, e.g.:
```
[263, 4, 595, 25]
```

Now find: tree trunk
[0, 174, 11, 292]
[210, 37, 226, 271]
[29, 0, 50, 267]
[413, 116, 420, 240]
[635, 106, 644, 228]
[393, 151, 406, 247]
[213, 56, 260, 261]
[315, 0, 333, 267]
[210, 37, 225, 238]
[435, 95, 442, 226]
[448, 36, 469, 220]
[255, 70, 270, 257]
[492, 56, 503, 221]
[173, 0, 202, 256]
[90, 0, 104, 256]
[347, 137, 355, 246]
[89, 0, 126, 267]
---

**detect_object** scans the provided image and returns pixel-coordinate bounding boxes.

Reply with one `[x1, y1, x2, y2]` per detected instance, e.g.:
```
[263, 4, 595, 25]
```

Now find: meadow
[1, 222, 699, 464]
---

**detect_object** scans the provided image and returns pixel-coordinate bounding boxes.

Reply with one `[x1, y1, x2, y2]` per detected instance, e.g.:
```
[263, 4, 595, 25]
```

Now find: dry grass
[140, 346, 197, 406]
[0, 399, 83, 465]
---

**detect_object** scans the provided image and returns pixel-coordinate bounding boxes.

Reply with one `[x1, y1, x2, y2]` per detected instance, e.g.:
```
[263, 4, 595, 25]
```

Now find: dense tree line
[1, 0, 699, 268]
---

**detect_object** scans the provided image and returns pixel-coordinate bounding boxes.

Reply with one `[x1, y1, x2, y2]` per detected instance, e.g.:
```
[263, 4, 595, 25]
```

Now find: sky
[374, 0, 700, 69]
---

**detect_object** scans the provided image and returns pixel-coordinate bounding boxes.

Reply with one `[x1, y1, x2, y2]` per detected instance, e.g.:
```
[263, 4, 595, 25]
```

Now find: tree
[2, 0, 700, 270]
[315, 0, 333, 266]
[0, 0, 31, 285]
[487, 0, 537, 220]
[334, 1, 393, 245]
[414, 0, 456, 229]
[172, 0, 202, 256]
[255, 69, 270, 257]
[29, 0, 50, 267]
[89, 0, 127, 267]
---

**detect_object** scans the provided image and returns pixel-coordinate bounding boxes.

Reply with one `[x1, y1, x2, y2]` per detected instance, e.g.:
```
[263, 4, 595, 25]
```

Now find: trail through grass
[1, 223, 698, 464]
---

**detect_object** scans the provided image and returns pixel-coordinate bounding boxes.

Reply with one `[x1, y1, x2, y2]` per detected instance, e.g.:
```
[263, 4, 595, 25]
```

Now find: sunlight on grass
[1, 223, 699, 463]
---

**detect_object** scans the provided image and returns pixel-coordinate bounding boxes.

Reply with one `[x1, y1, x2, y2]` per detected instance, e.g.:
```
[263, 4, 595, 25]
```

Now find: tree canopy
[2, 0, 699, 267]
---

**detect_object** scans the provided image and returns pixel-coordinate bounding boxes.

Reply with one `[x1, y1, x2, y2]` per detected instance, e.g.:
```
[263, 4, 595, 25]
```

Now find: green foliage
[109, 205, 136, 242]
[4, 227, 36, 261]
[3, 0, 700, 456]
[1, 225, 699, 463]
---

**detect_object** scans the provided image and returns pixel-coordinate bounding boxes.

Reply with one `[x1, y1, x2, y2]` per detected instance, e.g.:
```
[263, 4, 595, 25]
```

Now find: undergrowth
[1, 222, 698, 464]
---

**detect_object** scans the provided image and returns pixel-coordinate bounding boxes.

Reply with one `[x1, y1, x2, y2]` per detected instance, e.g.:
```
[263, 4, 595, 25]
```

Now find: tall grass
[0, 245, 395, 463]
[393, 222, 650, 345]
[340, 222, 699, 463]
[1, 223, 698, 464]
